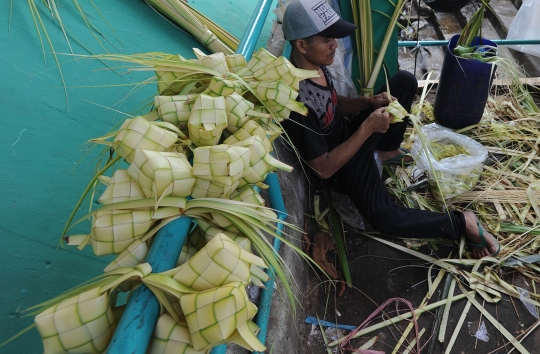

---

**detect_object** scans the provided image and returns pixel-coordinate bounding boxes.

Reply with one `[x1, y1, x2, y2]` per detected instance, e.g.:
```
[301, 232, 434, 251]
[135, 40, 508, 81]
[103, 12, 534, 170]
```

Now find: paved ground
[297, 216, 540, 353]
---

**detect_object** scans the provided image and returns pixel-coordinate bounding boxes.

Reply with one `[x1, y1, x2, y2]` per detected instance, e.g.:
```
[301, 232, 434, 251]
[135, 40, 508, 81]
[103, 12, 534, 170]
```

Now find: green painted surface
[0, 1, 275, 352]
[339, 0, 399, 93]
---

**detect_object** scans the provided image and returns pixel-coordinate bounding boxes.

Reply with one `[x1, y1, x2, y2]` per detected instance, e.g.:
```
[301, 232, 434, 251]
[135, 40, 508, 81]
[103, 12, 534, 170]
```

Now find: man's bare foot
[378, 148, 414, 164]
[463, 211, 499, 258]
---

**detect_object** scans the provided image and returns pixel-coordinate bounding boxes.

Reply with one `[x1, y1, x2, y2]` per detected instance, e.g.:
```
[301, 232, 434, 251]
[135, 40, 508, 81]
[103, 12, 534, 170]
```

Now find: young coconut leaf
[143, 0, 235, 54]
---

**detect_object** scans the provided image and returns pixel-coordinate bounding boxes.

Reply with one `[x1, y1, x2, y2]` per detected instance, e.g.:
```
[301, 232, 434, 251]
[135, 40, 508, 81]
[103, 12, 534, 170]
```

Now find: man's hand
[308, 107, 390, 180]
[363, 107, 391, 134]
[369, 93, 396, 109]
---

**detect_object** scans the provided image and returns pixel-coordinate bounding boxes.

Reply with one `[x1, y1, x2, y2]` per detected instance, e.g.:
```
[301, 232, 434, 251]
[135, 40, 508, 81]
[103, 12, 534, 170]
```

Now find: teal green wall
[0, 1, 275, 352]
[339, 0, 399, 92]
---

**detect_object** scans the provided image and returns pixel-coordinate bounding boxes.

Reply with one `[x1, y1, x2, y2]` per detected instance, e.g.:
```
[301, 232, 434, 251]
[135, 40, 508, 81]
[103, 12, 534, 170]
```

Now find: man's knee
[389, 70, 418, 110]
[394, 70, 418, 91]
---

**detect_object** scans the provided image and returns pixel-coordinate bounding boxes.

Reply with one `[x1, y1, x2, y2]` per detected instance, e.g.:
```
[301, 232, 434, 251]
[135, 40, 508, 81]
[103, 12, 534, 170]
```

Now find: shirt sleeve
[281, 108, 329, 162]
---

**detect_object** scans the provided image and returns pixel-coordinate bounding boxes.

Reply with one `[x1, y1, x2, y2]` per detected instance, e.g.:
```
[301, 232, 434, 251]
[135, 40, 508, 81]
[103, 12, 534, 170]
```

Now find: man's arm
[307, 107, 391, 179]
[337, 93, 394, 116]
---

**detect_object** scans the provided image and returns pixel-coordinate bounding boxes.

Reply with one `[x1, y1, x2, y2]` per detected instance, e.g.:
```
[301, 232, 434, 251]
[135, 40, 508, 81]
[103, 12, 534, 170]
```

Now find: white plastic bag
[506, 0, 540, 58]
[411, 123, 488, 202]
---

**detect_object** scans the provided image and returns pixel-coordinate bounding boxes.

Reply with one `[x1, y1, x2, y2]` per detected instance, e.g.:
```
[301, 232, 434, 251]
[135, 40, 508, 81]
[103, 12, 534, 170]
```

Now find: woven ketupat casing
[190, 178, 239, 199]
[249, 79, 309, 119]
[224, 93, 254, 134]
[104, 238, 150, 271]
[91, 209, 153, 256]
[192, 144, 251, 186]
[188, 94, 228, 147]
[148, 314, 206, 354]
[127, 150, 196, 199]
[114, 117, 178, 164]
[225, 53, 247, 73]
[98, 169, 146, 205]
[35, 288, 116, 354]
[171, 233, 266, 291]
[231, 136, 293, 188]
[203, 76, 243, 97]
[195, 220, 252, 252]
[154, 94, 199, 130]
[180, 282, 263, 351]
[193, 51, 229, 75]
[235, 47, 276, 77]
[223, 120, 272, 151]
[252, 56, 302, 90]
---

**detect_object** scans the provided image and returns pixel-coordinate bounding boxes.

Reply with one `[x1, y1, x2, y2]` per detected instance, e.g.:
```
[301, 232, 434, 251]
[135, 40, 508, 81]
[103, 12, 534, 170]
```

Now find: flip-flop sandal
[468, 219, 500, 257]
[382, 148, 413, 166]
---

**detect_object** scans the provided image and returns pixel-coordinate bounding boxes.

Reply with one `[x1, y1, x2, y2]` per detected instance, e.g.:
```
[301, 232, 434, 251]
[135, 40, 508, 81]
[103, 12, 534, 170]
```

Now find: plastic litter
[339, 298, 421, 354]
[506, 0, 540, 58]
[411, 123, 488, 202]
[400, 20, 428, 41]
[468, 321, 490, 342]
[304, 316, 356, 331]
[517, 286, 540, 319]
[504, 255, 540, 267]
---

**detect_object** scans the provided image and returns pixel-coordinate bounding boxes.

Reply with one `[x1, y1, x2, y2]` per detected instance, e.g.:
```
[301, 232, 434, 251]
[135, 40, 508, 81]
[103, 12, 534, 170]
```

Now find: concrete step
[431, 10, 462, 40]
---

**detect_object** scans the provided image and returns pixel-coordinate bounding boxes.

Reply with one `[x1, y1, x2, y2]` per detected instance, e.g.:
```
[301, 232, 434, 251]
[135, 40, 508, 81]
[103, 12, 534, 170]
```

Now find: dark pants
[328, 71, 466, 239]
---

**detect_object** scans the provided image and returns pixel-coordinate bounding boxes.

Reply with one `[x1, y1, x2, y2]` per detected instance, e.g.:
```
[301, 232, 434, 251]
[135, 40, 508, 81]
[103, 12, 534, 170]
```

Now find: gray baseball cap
[282, 0, 357, 41]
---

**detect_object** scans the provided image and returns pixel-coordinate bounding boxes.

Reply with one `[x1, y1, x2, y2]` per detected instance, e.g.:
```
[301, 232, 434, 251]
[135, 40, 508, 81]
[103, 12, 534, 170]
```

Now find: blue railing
[399, 39, 540, 47]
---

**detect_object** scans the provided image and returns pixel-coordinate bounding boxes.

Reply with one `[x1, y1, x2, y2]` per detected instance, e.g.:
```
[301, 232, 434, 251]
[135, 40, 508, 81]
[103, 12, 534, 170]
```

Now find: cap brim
[317, 18, 357, 39]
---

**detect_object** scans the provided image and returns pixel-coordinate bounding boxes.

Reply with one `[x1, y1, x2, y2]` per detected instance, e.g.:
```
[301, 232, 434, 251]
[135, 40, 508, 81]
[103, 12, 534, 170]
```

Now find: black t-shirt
[281, 66, 352, 162]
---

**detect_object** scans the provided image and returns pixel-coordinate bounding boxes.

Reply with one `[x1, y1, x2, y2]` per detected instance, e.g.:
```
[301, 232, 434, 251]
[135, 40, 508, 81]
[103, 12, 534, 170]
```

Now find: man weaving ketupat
[280, 0, 500, 258]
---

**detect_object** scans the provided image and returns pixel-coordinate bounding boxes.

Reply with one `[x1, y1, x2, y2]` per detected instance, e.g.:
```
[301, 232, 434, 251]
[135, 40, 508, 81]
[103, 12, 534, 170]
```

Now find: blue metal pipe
[282, 41, 292, 60]
[107, 217, 192, 354]
[254, 172, 287, 353]
[236, 0, 274, 60]
[399, 39, 540, 47]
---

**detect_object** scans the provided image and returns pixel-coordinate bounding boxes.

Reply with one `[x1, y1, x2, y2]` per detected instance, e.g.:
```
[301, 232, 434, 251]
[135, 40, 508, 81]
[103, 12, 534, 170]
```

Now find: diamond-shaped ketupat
[224, 92, 255, 133]
[180, 281, 263, 351]
[188, 94, 228, 146]
[154, 93, 198, 129]
[127, 150, 196, 199]
[98, 169, 146, 205]
[148, 314, 204, 354]
[170, 233, 266, 291]
[90, 209, 153, 256]
[203, 76, 244, 97]
[107, 115, 179, 164]
[225, 53, 247, 73]
[35, 288, 115, 354]
[192, 144, 251, 186]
